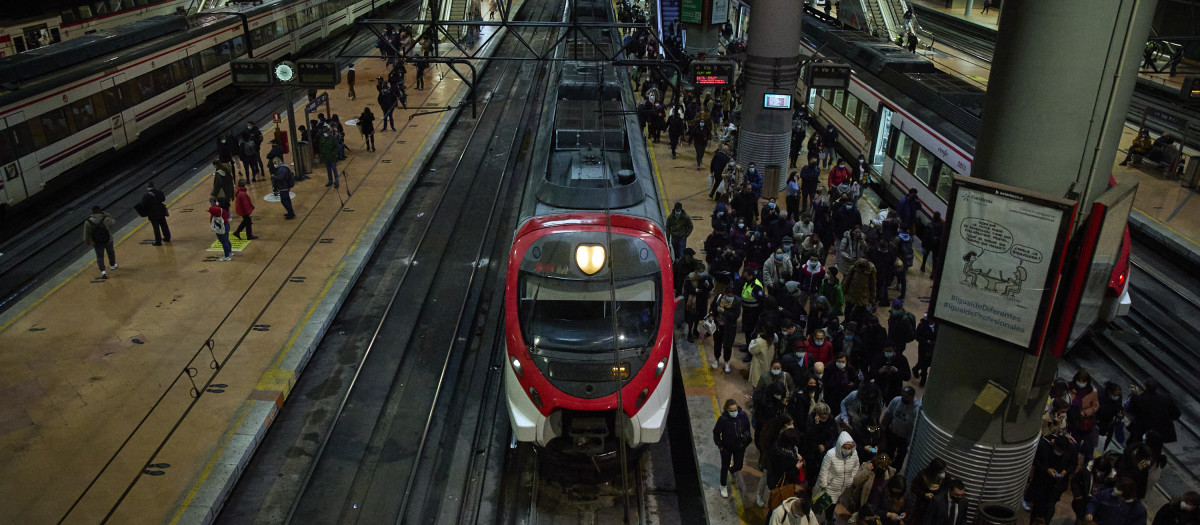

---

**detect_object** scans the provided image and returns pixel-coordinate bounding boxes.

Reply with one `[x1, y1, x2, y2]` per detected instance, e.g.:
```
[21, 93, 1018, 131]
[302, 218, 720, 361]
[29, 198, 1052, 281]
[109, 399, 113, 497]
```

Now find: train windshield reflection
[518, 273, 660, 351]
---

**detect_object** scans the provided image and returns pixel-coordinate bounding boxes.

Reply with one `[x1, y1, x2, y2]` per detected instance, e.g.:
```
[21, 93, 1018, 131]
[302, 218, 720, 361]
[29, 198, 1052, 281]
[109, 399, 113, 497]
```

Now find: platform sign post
[928, 176, 1075, 354]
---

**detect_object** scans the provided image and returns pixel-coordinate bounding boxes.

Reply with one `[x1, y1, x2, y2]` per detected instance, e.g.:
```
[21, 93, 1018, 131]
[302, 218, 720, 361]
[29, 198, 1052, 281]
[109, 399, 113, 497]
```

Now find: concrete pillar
[735, 0, 803, 194]
[907, 0, 1156, 520]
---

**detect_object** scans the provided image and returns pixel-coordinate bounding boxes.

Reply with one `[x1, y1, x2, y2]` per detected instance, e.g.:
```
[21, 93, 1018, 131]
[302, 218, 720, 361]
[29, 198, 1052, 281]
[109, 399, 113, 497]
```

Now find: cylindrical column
[736, 0, 803, 194]
[911, 0, 1156, 520]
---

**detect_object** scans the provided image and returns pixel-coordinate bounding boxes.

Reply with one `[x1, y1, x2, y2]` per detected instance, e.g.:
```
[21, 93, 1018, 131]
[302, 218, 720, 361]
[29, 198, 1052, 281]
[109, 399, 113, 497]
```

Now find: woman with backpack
[208, 198, 233, 261]
[83, 205, 117, 279]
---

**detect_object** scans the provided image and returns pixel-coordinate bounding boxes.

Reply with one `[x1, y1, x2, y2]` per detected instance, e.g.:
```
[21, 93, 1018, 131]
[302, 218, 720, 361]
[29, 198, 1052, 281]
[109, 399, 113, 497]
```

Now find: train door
[0, 112, 33, 205]
[101, 75, 130, 149]
[872, 105, 894, 175]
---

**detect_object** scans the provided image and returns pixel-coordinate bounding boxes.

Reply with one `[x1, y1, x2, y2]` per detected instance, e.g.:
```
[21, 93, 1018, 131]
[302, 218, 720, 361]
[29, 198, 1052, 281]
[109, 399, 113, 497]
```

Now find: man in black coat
[1126, 379, 1182, 444]
[137, 181, 170, 245]
[924, 479, 967, 525]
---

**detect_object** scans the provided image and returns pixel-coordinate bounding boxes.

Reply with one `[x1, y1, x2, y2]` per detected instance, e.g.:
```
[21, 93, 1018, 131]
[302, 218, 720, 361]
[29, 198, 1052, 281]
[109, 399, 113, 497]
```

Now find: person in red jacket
[807, 328, 835, 365]
[828, 158, 851, 189]
[232, 180, 258, 240]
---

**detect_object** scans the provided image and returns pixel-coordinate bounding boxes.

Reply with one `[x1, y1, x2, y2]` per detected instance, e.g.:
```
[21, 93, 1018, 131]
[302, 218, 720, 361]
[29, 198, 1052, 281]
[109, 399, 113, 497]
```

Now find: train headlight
[510, 356, 523, 377]
[575, 244, 606, 275]
[655, 357, 668, 378]
[529, 387, 543, 409]
[635, 388, 649, 409]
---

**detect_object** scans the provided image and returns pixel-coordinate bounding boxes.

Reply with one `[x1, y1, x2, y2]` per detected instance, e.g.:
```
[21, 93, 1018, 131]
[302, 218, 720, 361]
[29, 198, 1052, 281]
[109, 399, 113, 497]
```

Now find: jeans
[93, 243, 115, 271]
[382, 109, 396, 130]
[670, 236, 687, 261]
[279, 189, 295, 217]
[215, 232, 232, 257]
[325, 161, 340, 185]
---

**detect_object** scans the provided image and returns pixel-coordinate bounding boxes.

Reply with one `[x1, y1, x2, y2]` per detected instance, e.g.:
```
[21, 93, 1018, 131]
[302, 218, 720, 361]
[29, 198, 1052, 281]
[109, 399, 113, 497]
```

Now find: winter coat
[843, 260, 877, 306]
[319, 134, 339, 163]
[713, 409, 753, 451]
[837, 232, 868, 272]
[818, 277, 844, 316]
[83, 211, 116, 246]
[234, 186, 254, 217]
[358, 109, 375, 134]
[800, 164, 820, 193]
[829, 164, 851, 187]
[271, 164, 296, 192]
[840, 389, 885, 430]
[208, 205, 230, 234]
[139, 188, 168, 219]
[768, 498, 820, 525]
[1126, 389, 1181, 443]
[869, 352, 912, 401]
[817, 431, 861, 503]
[1087, 488, 1147, 525]
[806, 338, 834, 365]
[211, 168, 235, 202]
[884, 396, 921, 441]
[749, 335, 776, 389]
[762, 256, 794, 290]
[793, 220, 815, 240]
[831, 203, 863, 239]
[849, 464, 897, 510]
[666, 209, 693, 239]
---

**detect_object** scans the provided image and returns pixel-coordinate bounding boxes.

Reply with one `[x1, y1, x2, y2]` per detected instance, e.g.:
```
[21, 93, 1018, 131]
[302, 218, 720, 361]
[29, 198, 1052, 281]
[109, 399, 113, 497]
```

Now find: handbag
[769, 481, 797, 511]
[812, 489, 833, 514]
[699, 316, 717, 338]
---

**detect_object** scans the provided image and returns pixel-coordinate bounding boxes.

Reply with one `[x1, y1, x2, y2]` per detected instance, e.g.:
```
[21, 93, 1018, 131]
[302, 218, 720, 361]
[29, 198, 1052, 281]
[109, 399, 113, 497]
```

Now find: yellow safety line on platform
[1134, 206, 1200, 249]
[167, 402, 253, 525]
[172, 82, 447, 520]
[0, 174, 210, 333]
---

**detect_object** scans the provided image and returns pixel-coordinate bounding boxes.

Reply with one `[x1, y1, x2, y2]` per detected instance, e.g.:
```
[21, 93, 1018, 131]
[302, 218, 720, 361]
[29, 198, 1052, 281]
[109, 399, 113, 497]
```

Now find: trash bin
[295, 141, 312, 176]
[1182, 156, 1200, 188]
[978, 502, 1018, 525]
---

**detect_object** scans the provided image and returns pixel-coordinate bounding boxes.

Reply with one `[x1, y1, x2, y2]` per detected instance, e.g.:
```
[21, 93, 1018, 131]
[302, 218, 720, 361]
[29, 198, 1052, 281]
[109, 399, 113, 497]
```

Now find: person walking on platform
[270, 160, 297, 219]
[667, 106, 686, 158]
[981, 0, 993, 14]
[232, 181, 258, 240]
[821, 124, 839, 169]
[136, 181, 170, 245]
[210, 160, 235, 209]
[691, 120, 712, 169]
[378, 82, 398, 132]
[358, 107, 376, 152]
[83, 205, 117, 279]
[415, 60, 427, 90]
[800, 156, 820, 213]
[209, 199, 233, 261]
[217, 134, 238, 179]
[240, 121, 264, 181]
[346, 63, 356, 100]
[666, 201, 693, 260]
[713, 398, 753, 499]
[791, 121, 807, 168]
[319, 129, 341, 188]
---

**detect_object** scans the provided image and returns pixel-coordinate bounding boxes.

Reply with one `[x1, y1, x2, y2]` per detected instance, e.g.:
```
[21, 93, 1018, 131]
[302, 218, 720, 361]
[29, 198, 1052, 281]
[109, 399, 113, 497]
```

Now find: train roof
[801, 14, 985, 142]
[0, 15, 190, 87]
[0, 14, 236, 107]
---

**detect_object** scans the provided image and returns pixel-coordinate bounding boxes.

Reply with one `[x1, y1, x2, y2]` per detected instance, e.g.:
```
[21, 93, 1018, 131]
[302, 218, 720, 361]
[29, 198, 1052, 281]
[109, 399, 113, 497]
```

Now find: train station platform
[909, 0, 999, 30]
[0, 25, 502, 523]
[1113, 123, 1200, 267]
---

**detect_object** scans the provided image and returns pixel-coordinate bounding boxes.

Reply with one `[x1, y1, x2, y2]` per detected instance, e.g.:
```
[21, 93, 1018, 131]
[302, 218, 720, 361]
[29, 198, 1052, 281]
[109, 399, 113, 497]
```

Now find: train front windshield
[518, 273, 660, 352]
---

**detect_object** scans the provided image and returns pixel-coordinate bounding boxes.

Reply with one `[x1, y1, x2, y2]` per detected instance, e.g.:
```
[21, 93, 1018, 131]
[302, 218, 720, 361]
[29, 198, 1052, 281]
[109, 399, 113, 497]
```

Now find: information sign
[230, 59, 272, 86]
[692, 61, 734, 87]
[806, 63, 852, 90]
[763, 93, 791, 109]
[305, 92, 329, 113]
[297, 59, 341, 87]
[711, 0, 729, 24]
[929, 176, 1075, 351]
[680, 0, 702, 24]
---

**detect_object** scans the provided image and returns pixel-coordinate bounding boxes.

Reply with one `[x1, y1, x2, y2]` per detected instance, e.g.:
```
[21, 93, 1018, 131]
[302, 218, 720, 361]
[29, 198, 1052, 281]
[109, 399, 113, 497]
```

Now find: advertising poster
[930, 177, 1074, 350]
[711, 0, 729, 24]
[680, 0, 702, 24]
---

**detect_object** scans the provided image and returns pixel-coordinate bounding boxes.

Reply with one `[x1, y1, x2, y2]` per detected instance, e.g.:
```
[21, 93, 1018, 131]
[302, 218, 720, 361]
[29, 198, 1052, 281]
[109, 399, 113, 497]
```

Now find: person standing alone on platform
[217, 133, 239, 179]
[346, 64, 356, 100]
[270, 160, 296, 219]
[320, 128, 341, 188]
[358, 107, 376, 152]
[210, 160, 235, 209]
[136, 181, 170, 245]
[83, 205, 117, 279]
[209, 199, 233, 261]
[232, 180, 258, 240]
[666, 201, 693, 260]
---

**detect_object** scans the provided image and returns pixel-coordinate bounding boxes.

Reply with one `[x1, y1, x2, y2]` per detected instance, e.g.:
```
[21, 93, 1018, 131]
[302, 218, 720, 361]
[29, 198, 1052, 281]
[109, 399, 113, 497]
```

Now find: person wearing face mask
[785, 173, 802, 221]
[216, 133, 239, 179]
[667, 105, 686, 158]
[763, 248, 794, 293]
[731, 183, 759, 226]
[920, 212, 944, 277]
[804, 402, 839, 485]
[1086, 477, 1147, 525]
[829, 159, 851, 190]
[794, 254, 822, 309]
[690, 118, 712, 169]
[790, 374, 825, 423]
[239, 121, 264, 181]
[710, 289, 742, 373]
[882, 386, 920, 465]
[908, 458, 948, 523]
[836, 226, 867, 273]
[1153, 491, 1200, 525]
[666, 201, 694, 261]
[800, 156, 821, 213]
[839, 382, 885, 432]
[843, 257, 878, 325]
[821, 124, 839, 169]
[924, 479, 967, 525]
[869, 237, 896, 307]
[757, 415, 797, 507]
[768, 486, 819, 525]
[868, 343, 911, 404]
[853, 155, 870, 184]
[824, 352, 859, 410]
[1025, 435, 1076, 522]
[709, 150, 732, 197]
[1068, 369, 1101, 459]
[684, 261, 714, 342]
[817, 431, 861, 520]
[1096, 382, 1126, 453]
[805, 328, 834, 366]
[713, 399, 753, 498]
[794, 212, 815, 241]
[749, 332, 779, 389]
[835, 321, 861, 365]
[761, 197, 782, 224]
[1125, 378, 1181, 446]
[791, 121, 808, 168]
[912, 313, 937, 386]
[832, 198, 864, 247]
[896, 188, 921, 230]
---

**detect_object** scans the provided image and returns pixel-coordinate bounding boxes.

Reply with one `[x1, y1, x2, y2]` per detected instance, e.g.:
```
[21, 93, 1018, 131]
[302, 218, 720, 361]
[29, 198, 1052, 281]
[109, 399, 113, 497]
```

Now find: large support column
[735, 0, 802, 194]
[906, 0, 1156, 520]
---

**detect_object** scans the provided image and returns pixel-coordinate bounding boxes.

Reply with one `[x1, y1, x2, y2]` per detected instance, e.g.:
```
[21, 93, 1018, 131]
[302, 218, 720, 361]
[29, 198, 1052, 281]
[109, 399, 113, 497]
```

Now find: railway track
[1075, 237, 1200, 499]
[0, 0, 418, 312]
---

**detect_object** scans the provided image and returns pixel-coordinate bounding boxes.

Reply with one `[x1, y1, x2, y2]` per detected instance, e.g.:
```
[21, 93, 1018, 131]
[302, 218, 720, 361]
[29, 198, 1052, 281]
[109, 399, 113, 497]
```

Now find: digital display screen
[763, 94, 792, 109]
[297, 60, 340, 87]
[693, 62, 734, 87]
[230, 60, 271, 85]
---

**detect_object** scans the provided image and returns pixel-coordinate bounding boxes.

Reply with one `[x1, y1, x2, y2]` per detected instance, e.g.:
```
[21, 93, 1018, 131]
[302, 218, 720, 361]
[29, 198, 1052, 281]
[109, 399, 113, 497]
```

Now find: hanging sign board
[929, 176, 1075, 352]
[806, 63, 852, 90]
[680, 0, 703, 24]
[692, 61, 735, 87]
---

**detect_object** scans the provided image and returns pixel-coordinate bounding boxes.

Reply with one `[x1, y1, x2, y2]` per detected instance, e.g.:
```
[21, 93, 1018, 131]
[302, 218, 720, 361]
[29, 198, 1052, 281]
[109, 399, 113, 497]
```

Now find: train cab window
[230, 36, 246, 58]
[913, 148, 936, 186]
[31, 108, 73, 148]
[518, 274, 661, 351]
[69, 96, 102, 130]
[78, 5, 94, 19]
[934, 163, 957, 201]
[890, 129, 916, 171]
[61, 9, 79, 23]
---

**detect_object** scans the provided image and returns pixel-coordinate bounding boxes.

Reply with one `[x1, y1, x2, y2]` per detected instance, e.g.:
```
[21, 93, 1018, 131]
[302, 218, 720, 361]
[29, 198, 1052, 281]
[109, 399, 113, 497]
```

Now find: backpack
[890, 312, 916, 344]
[89, 218, 111, 245]
[210, 215, 226, 234]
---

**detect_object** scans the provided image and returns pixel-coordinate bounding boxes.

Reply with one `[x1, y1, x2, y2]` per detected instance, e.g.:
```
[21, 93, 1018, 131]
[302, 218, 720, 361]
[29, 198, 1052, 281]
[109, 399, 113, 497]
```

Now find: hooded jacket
[769, 497, 820, 525]
[234, 186, 254, 217]
[843, 260, 877, 306]
[818, 431, 861, 502]
[83, 211, 116, 246]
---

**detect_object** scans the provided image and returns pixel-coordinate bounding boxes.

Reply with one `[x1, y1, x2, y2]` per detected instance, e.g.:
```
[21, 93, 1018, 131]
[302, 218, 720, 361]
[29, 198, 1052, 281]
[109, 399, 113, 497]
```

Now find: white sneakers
[110, 264, 117, 270]
[720, 485, 729, 498]
[219, 255, 233, 261]
[724, 362, 731, 374]
[101, 271, 108, 279]
[711, 360, 719, 369]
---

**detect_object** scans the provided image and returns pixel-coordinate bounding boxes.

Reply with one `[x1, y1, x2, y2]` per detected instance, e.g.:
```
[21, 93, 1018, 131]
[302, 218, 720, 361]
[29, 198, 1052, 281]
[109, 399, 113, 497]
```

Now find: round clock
[274, 61, 297, 83]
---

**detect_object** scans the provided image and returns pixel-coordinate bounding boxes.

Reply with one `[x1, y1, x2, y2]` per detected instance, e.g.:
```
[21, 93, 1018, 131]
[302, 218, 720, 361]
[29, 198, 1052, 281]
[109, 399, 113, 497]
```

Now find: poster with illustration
[930, 176, 1075, 351]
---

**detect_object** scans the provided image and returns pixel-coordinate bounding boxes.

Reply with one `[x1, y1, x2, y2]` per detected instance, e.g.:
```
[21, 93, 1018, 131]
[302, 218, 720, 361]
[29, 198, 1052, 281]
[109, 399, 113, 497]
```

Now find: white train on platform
[0, 1, 188, 58]
[0, 0, 395, 209]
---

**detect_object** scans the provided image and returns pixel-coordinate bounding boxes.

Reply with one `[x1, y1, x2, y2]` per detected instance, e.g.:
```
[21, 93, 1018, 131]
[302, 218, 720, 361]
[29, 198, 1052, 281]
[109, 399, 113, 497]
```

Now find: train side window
[153, 67, 174, 91]
[857, 105, 875, 134]
[832, 90, 845, 112]
[171, 60, 192, 84]
[215, 42, 232, 65]
[230, 36, 246, 57]
[913, 147, 936, 185]
[34, 108, 72, 147]
[843, 96, 859, 123]
[102, 86, 125, 115]
[61, 9, 78, 24]
[78, 5, 94, 19]
[135, 71, 158, 100]
[9, 122, 35, 157]
[69, 96, 101, 130]
[890, 129, 915, 172]
[934, 162, 957, 201]
[200, 47, 220, 72]
[0, 130, 16, 164]
[286, 15, 298, 33]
